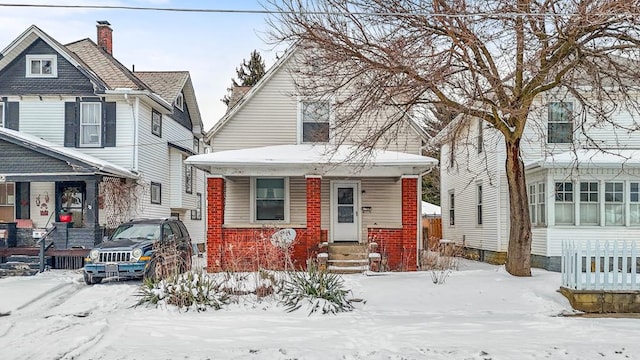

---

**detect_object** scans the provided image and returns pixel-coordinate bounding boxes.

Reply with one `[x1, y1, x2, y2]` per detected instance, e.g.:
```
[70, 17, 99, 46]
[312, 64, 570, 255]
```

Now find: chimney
[96, 20, 113, 55]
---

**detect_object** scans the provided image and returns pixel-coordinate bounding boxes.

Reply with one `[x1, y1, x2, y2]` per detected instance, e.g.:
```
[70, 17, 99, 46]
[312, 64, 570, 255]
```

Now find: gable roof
[0, 128, 138, 179]
[205, 44, 430, 143]
[65, 38, 150, 90]
[0, 25, 107, 90]
[135, 71, 204, 134]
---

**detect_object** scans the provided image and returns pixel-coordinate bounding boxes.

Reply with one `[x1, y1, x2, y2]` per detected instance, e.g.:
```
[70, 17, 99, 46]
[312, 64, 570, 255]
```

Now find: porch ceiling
[186, 144, 438, 177]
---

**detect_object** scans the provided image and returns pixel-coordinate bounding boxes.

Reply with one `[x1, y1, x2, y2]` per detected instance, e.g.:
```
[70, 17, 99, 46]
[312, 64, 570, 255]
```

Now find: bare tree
[266, 0, 640, 276]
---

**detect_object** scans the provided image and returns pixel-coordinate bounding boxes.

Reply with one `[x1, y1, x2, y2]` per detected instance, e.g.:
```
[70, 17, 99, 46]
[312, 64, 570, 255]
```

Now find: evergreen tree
[222, 50, 266, 105]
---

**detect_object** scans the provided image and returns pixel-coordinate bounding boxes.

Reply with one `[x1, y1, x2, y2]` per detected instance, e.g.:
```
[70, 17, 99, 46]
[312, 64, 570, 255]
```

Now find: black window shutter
[104, 102, 116, 147]
[64, 101, 78, 147]
[5, 102, 19, 130]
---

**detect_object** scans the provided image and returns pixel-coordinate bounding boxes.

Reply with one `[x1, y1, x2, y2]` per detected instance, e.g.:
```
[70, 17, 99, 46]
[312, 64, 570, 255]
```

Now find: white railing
[561, 240, 640, 290]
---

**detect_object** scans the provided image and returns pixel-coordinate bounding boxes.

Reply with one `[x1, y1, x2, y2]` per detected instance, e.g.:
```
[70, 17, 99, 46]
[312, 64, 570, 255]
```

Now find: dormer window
[176, 92, 184, 111]
[300, 100, 330, 143]
[26, 55, 57, 78]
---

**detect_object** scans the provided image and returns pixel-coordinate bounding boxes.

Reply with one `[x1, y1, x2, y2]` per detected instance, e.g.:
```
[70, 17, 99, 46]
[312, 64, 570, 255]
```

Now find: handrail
[38, 225, 57, 273]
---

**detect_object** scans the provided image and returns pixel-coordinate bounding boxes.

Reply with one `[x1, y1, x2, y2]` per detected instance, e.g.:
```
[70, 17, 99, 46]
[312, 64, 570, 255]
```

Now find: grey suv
[83, 218, 193, 285]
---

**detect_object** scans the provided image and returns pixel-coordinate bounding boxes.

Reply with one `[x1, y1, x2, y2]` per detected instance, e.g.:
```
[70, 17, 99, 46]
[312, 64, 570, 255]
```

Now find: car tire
[143, 257, 161, 281]
[83, 271, 103, 285]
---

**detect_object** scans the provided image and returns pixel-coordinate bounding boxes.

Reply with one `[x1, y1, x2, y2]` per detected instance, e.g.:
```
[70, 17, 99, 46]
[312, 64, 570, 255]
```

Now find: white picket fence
[561, 240, 640, 290]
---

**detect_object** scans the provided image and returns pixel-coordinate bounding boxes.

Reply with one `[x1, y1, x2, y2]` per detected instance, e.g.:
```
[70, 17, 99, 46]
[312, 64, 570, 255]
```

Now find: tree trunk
[504, 137, 532, 276]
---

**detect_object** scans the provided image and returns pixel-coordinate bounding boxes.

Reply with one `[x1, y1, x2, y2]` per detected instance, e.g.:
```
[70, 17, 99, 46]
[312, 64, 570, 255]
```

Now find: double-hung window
[476, 183, 483, 225]
[537, 183, 546, 225]
[605, 182, 624, 225]
[548, 102, 573, 143]
[631, 182, 640, 225]
[151, 110, 162, 137]
[26, 55, 57, 78]
[150, 182, 162, 204]
[579, 182, 599, 225]
[301, 100, 330, 143]
[254, 178, 287, 221]
[80, 102, 102, 147]
[529, 183, 546, 226]
[449, 191, 455, 226]
[555, 182, 574, 225]
[184, 163, 193, 194]
[529, 184, 537, 224]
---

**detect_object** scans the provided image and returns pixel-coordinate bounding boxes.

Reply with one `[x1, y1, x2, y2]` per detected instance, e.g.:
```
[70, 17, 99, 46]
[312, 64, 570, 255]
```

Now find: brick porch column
[402, 175, 419, 271]
[306, 175, 322, 253]
[207, 176, 225, 272]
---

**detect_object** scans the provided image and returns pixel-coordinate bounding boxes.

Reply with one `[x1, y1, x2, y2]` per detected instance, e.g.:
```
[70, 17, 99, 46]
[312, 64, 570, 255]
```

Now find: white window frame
[537, 183, 546, 225]
[579, 181, 599, 225]
[193, 137, 200, 153]
[528, 184, 537, 224]
[555, 181, 574, 225]
[176, 92, 184, 111]
[250, 177, 290, 223]
[0, 102, 4, 128]
[548, 101, 573, 144]
[184, 162, 193, 194]
[26, 55, 57, 78]
[631, 182, 640, 226]
[605, 182, 624, 226]
[476, 182, 483, 225]
[191, 192, 202, 220]
[79, 102, 102, 147]
[298, 99, 332, 144]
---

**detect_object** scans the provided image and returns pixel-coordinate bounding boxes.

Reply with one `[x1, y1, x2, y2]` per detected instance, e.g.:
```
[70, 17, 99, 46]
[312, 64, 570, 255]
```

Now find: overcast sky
[0, 0, 283, 130]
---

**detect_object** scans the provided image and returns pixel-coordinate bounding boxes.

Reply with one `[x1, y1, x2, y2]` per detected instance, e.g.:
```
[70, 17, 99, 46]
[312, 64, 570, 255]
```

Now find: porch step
[327, 243, 369, 274]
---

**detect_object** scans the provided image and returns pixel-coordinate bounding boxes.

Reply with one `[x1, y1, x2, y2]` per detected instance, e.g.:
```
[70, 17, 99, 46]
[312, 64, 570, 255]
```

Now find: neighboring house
[438, 95, 640, 271]
[187, 47, 437, 272]
[0, 22, 206, 255]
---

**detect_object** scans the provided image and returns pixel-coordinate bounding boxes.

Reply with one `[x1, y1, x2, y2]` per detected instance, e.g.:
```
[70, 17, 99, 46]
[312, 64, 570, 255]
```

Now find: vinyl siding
[18, 100, 65, 144]
[440, 120, 504, 252]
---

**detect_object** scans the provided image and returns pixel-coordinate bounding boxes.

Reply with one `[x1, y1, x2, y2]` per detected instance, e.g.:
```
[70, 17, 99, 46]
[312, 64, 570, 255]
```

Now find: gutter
[105, 89, 173, 111]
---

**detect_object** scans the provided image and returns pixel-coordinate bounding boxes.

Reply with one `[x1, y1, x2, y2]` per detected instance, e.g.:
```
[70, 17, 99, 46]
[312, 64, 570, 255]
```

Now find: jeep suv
[83, 218, 192, 285]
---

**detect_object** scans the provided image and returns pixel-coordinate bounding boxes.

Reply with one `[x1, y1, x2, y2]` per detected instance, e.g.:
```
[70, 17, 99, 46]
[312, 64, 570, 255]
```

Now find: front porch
[187, 144, 438, 273]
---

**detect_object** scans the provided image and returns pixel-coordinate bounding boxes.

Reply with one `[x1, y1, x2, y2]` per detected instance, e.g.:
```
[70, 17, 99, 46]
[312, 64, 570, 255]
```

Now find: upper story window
[300, 100, 330, 143]
[176, 93, 184, 111]
[548, 102, 573, 144]
[185, 162, 193, 194]
[477, 119, 483, 154]
[26, 55, 57, 78]
[0, 103, 4, 128]
[80, 102, 102, 147]
[151, 109, 162, 137]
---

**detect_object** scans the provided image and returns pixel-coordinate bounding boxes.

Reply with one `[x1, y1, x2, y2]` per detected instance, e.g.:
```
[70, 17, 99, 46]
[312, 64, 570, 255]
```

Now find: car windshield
[111, 224, 161, 242]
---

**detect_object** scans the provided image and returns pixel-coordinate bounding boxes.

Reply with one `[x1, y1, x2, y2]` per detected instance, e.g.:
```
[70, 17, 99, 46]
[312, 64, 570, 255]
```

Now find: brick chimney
[96, 20, 113, 55]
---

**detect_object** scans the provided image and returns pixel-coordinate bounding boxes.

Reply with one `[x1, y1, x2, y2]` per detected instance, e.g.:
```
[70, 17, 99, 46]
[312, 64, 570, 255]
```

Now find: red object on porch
[59, 213, 72, 223]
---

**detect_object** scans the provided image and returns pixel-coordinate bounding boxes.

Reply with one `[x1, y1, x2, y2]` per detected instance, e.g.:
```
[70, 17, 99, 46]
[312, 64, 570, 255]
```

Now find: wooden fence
[422, 217, 442, 250]
[561, 240, 640, 291]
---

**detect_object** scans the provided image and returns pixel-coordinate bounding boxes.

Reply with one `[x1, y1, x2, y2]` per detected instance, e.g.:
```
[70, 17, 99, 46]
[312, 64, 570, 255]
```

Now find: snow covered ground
[1, 260, 638, 360]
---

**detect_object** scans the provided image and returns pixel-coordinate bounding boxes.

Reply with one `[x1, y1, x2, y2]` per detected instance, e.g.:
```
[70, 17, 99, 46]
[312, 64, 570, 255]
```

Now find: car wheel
[143, 258, 162, 281]
[83, 271, 103, 285]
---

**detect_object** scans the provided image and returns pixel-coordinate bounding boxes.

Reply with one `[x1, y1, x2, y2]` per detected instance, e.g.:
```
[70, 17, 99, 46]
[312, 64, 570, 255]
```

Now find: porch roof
[186, 144, 438, 177]
[0, 128, 138, 179]
[525, 149, 640, 170]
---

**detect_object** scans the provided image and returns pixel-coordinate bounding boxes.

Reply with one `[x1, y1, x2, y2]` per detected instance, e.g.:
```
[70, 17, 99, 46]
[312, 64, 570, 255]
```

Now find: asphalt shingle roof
[134, 71, 189, 104]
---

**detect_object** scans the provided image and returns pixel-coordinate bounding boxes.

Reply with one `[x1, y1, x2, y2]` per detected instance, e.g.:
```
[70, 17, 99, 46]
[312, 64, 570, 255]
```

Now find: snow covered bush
[278, 268, 354, 315]
[136, 272, 229, 311]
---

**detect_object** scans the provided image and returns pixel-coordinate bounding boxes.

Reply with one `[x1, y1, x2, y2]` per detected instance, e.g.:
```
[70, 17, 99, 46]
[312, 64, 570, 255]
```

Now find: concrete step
[327, 253, 368, 261]
[328, 259, 369, 268]
[327, 244, 368, 254]
[328, 265, 369, 274]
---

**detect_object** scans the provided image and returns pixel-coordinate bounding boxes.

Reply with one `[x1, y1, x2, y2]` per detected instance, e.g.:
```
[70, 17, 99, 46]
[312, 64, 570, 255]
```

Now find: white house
[187, 46, 437, 272]
[438, 94, 640, 270]
[0, 22, 206, 254]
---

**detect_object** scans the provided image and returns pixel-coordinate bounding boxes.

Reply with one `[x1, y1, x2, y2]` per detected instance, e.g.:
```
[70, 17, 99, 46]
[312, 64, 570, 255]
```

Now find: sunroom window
[555, 182, 574, 225]
[579, 182, 599, 225]
[631, 182, 640, 225]
[605, 182, 624, 226]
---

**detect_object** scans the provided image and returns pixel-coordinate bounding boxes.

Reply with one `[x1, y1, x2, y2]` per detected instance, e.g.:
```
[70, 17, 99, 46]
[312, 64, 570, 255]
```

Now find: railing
[37, 225, 57, 273]
[561, 240, 640, 291]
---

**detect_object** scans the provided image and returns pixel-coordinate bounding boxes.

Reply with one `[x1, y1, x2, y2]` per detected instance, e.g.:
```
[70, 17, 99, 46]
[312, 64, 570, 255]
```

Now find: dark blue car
[83, 218, 192, 285]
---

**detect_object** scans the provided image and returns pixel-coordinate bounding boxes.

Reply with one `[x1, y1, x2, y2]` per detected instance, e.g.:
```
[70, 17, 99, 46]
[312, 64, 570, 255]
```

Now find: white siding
[361, 178, 402, 228]
[441, 120, 505, 252]
[19, 101, 65, 144]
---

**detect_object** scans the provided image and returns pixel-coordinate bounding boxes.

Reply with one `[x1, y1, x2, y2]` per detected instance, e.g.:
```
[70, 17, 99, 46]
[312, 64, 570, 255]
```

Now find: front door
[331, 182, 359, 242]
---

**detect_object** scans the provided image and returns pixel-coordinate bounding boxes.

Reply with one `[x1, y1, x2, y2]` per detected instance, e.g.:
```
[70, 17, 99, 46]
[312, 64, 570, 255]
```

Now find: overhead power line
[0, 3, 636, 18]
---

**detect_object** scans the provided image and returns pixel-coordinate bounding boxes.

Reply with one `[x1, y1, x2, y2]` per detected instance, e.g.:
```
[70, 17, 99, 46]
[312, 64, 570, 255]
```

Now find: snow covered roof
[0, 128, 138, 179]
[525, 149, 640, 170]
[421, 201, 441, 217]
[186, 144, 438, 177]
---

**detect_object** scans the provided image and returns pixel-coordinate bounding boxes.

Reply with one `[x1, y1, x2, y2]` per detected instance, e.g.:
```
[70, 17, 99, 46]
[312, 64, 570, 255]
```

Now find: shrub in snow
[136, 271, 229, 311]
[278, 267, 355, 315]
